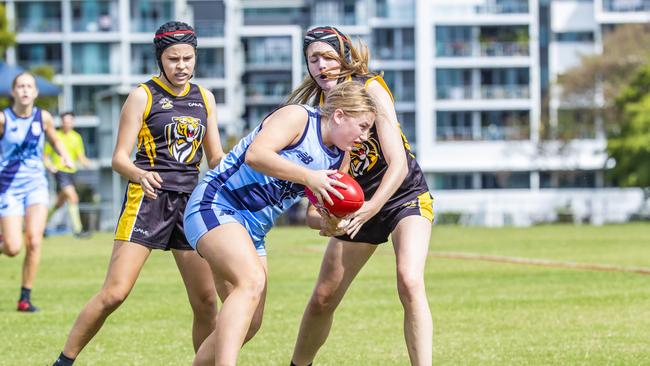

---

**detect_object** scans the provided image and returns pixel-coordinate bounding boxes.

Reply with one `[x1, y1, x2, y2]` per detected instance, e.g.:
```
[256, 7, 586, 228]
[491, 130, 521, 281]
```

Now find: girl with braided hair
[289, 26, 434, 366]
[52, 21, 224, 366]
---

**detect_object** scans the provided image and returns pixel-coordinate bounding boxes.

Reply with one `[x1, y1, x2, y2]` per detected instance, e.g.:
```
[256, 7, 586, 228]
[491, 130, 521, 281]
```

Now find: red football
[304, 171, 365, 217]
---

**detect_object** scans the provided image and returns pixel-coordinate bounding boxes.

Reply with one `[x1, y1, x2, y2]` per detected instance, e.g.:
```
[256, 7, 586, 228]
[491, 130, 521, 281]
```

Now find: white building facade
[3, 0, 646, 228]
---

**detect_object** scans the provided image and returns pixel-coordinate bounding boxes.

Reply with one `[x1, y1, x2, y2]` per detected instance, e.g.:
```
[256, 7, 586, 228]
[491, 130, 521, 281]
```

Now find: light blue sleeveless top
[0, 107, 46, 194]
[199, 104, 344, 239]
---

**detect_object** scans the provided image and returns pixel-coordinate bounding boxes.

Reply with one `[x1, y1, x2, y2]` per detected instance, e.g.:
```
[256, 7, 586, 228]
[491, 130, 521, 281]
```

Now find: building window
[16, 1, 62, 32]
[481, 172, 530, 189]
[131, 44, 157, 75]
[130, 0, 173, 33]
[189, 0, 225, 36]
[211, 89, 226, 104]
[540, 171, 597, 188]
[554, 32, 594, 42]
[373, 28, 415, 60]
[383, 70, 415, 102]
[196, 48, 225, 78]
[436, 26, 472, 57]
[73, 85, 110, 115]
[244, 37, 292, 65]
[432, 173, 474, 190]
[71, 0, 119, 32]
[436, 111, 473, 141]
[397, 112, 416, 145]
[71, 43, 111, 74]
[17, 44, 63, 73]
[480, 111, 530, 140]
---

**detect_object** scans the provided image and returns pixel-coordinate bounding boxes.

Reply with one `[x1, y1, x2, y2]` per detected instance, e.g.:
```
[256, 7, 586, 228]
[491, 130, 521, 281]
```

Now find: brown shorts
[114, 182, 192, 250]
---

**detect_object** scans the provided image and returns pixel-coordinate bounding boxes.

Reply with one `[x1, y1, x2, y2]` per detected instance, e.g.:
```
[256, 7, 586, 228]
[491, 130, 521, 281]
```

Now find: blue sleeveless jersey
[0, 107, 47, 194]
[185, 105, 344, 251]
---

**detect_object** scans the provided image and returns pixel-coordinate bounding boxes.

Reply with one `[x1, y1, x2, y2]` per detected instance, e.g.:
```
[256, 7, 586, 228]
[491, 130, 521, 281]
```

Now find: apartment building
[3, 0, 646, 228]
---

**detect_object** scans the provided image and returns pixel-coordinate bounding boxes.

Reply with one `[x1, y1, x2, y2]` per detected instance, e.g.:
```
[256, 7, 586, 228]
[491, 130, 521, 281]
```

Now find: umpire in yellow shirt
[44, 112, 93, 237]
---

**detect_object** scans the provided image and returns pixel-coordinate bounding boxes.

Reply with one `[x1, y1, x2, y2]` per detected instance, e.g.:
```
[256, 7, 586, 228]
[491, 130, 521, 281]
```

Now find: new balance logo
[296, 151, 314, 165]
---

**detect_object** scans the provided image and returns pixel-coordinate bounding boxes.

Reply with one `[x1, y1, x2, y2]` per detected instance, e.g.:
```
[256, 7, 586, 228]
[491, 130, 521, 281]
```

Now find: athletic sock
[290, 362, 312, 366]
[20, 286, 31, 301]
[53, 352, 75, 366]
[68, 203, 83, 234]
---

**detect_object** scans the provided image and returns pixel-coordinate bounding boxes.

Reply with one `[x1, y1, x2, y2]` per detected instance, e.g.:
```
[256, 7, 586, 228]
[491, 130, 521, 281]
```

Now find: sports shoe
[73, 231, 92, 239]
[17, 299, 39, 312]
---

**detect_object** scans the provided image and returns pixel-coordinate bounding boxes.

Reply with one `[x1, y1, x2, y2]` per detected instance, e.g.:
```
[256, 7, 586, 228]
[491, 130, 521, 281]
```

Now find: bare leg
[61, 241, 151, 358]
[393, 216, 433, 366]
[291, 238, 376, 366]
[0, 216, 24, 257]
[173, 249, 219, 352]
[23, 204, 48, 289]
[193, 257, 268, 366]
[192, 223, 267, 366]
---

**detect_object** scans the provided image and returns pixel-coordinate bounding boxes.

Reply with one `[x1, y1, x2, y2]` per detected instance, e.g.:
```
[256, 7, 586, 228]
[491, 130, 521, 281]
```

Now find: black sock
[290, 362, 312, 366]
[53, 352, 75, 366]
[20, 286, 31, 301]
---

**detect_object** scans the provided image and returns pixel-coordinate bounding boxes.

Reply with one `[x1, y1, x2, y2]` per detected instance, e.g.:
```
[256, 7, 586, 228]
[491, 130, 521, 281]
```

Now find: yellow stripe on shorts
[417, 191, 434, 222]
[115, 183, 144, 241]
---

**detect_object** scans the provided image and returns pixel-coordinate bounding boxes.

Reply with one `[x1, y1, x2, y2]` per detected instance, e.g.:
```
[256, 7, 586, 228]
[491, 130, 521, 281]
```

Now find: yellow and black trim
[198, 86, 213, 120]
[152, 75, 191, 97]
[115, 183, 145, 241]
[138, 84, 156, 166]
[416, 191, 434, 222]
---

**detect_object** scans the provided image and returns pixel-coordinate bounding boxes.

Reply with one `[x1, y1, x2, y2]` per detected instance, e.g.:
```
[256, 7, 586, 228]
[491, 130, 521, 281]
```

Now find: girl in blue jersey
[289, 27, 434, 366]
[0, 72, 73, 312]
[184, 81, 376, 365]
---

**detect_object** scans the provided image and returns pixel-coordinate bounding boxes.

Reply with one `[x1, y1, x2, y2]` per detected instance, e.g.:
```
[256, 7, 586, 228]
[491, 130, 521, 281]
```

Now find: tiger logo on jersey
[350, 137, 380, 177]
[164, 116, 206, 163]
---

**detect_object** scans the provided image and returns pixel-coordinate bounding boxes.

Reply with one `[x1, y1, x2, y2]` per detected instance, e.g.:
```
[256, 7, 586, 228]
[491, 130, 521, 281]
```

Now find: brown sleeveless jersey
[134, 76, 211, 193]
[322, 75, 430, 210]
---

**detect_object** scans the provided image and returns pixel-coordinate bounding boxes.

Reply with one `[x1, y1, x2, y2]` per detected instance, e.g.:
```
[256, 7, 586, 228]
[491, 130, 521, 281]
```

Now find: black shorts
[114, 182, 192, 250]
[335, 191, 434, 245]
[54, 171, 76, 191]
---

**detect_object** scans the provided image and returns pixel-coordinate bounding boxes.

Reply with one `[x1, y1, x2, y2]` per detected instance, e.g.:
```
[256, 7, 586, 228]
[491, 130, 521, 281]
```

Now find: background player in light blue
[0, 72, 73, 312]
[184, 81, 376, 365]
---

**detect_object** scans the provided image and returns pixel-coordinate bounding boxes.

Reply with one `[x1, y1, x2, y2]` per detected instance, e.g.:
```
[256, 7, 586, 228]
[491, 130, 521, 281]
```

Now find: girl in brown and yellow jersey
[288, 27, 434, 366]
[52, 21, 224, 366]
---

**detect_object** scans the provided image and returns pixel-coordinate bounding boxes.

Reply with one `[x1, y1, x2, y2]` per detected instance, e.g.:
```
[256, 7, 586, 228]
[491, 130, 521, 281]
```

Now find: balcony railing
[480, 42, 529, 57]
[18, 60, 63, 74]
[480, 125, 530, 140]
[375, 46, 415, 60]
[436, 41, 529, 57]
[433, 1, 528, 15]
[16, 18, 62, 33]
[436, 85, 472, 100]
[72, 16, 119, 32]
[436, 42, 473, 57]
[436, 126, 473, 141]
[480, 85, 530, 99]
[603, 0, 650, 12]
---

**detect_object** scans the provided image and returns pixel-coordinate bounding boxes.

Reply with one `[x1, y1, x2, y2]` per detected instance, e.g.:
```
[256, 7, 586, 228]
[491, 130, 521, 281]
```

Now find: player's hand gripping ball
[304, 171, 365, 217]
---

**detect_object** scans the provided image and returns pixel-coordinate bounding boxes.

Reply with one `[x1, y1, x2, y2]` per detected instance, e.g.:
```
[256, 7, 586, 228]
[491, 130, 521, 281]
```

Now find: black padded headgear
[303, 26, 351, 62]
[153, 21, 197, 85]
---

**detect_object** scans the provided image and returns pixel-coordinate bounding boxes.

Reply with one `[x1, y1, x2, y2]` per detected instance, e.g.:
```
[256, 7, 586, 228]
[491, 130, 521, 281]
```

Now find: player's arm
[200, 88, 225, 169]
[112, 86, 161, 200]
[343, 80, 408, 238]
[43, 110, 73, 169]
[305, 152, 351, 234]
[245, 105, 345, 206]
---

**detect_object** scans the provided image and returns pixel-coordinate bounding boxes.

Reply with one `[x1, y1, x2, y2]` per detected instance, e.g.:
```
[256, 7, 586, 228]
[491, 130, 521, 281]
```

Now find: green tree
[0, 4, 16, 58]
[607, 63, 650, 187]
[550, 24, 650, 139]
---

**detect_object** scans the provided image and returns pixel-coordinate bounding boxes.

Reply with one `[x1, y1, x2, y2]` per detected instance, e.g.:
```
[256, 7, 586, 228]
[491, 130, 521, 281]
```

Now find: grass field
[1, 224, 650, 365]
